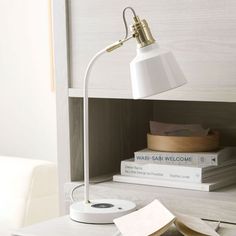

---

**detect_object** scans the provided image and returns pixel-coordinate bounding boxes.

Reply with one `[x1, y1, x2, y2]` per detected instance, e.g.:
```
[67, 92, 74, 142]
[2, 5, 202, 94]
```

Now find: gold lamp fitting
[106, 7, 156, 52]
[131, 16, 156, 48]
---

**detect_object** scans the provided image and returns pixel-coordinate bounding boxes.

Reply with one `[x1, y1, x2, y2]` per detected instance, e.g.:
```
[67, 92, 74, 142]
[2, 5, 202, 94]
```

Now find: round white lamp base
[70, 199, 136, 224]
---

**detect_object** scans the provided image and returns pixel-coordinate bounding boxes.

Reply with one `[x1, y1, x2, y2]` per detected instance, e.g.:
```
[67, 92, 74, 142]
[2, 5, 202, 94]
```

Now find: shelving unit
[53, 0, 236, 230]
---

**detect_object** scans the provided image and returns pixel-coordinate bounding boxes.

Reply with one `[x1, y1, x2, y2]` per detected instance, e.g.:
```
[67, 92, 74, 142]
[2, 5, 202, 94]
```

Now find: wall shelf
[69, 88, 236, 102]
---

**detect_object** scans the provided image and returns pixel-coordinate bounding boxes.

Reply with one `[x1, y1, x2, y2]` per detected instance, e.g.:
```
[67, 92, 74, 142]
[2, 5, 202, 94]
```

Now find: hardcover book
[134, 147, 236, 167]
[113, 170, 236, 191]
[120, 158, 236, 183]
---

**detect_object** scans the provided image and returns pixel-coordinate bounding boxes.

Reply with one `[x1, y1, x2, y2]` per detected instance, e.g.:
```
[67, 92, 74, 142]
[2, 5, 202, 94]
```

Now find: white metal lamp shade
[130, 43, 187, 99]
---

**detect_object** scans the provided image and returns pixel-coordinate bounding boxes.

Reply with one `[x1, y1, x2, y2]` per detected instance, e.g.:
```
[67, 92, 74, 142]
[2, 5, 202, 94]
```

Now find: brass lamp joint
[106, 40, 123, 52]
[106, 35, 134, 52]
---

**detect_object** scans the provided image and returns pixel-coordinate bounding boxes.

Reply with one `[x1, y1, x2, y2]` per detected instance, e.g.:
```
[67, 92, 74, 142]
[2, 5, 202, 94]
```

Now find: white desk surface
[13, 216, 236, 236]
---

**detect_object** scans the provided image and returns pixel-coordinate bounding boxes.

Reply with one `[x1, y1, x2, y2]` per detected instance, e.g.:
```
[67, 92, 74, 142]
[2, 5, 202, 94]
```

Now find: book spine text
[134, 152, 217, 167]
[121, 161, 202, 183]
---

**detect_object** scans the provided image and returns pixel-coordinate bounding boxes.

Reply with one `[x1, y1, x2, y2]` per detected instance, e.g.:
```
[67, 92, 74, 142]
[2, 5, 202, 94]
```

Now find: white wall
[0, 0, 57, 162]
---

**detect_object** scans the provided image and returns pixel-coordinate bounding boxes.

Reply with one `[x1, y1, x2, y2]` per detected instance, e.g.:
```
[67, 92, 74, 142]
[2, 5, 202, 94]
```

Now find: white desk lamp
[70, 7, 187, 224]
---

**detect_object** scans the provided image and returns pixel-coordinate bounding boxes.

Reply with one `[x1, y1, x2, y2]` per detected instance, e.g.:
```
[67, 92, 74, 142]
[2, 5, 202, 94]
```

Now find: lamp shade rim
[133, 79, 187, 99]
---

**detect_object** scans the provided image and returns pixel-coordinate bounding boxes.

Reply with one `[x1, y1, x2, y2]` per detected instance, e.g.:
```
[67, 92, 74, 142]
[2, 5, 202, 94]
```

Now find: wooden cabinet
[52, 0, 236, 228]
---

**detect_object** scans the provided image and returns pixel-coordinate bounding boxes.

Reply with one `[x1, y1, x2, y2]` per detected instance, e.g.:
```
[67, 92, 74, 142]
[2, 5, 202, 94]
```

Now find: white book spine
[135, 152, 216, 166]
[134, 147, 235, 167]
[121, 160, 202, 183]
[113, 172, 236, 192]
[113, 175, 211, 191]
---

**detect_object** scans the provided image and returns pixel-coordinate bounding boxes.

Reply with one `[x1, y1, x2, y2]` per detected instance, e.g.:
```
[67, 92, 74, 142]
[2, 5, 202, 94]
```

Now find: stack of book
[113, 147, 236, 191]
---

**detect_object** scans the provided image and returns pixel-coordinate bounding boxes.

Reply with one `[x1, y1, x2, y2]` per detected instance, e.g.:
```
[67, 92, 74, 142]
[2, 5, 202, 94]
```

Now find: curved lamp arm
[83, 37, 134, 203]
[83, 49, 106, 203]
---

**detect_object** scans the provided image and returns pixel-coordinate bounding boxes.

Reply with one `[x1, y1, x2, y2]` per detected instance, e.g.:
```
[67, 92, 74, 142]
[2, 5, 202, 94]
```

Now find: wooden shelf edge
[68, 88, 236, 102]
